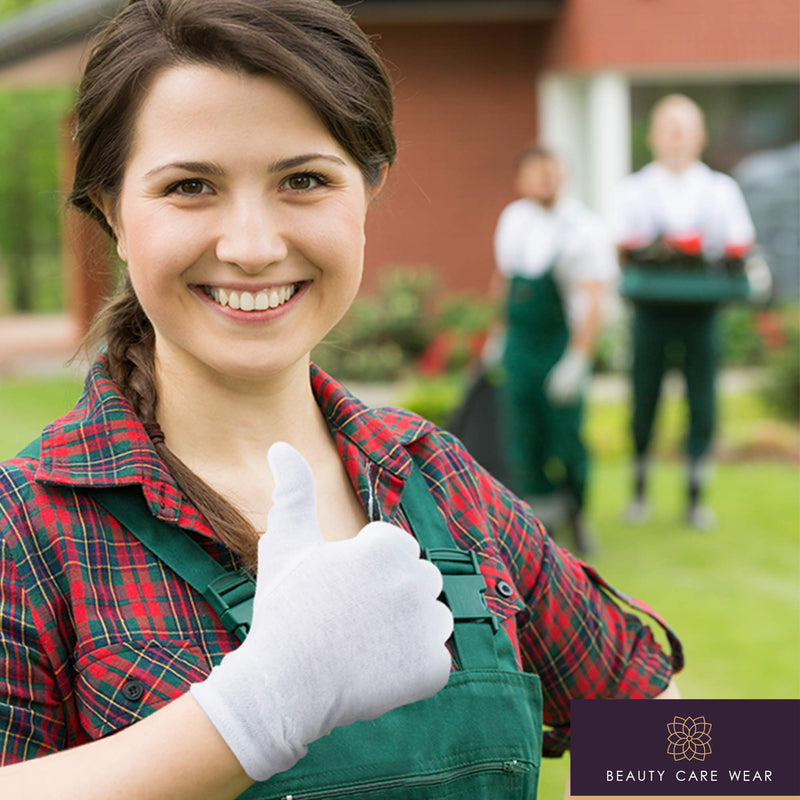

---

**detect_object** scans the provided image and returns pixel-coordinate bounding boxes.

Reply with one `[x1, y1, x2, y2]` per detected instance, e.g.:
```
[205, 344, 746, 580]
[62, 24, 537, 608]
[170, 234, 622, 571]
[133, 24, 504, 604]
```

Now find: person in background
[493, 146, 618, 555]
[611, 94, 758, 530]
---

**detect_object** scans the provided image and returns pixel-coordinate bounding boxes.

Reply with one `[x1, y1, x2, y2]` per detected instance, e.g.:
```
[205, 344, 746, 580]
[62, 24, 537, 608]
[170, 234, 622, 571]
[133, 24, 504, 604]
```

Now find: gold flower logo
[667, 716, 712, 761]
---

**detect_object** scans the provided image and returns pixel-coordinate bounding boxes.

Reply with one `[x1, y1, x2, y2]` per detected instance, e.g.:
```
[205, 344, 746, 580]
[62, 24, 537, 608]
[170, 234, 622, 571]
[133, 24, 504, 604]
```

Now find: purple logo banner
[571, 699, 800, 796]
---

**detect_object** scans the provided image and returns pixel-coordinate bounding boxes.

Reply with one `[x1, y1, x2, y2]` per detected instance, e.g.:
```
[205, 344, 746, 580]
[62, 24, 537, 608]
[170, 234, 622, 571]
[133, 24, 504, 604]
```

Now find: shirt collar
[648, 159, 709, 182]
[36, 356, 174, 491]
[310, 362, 430, 479]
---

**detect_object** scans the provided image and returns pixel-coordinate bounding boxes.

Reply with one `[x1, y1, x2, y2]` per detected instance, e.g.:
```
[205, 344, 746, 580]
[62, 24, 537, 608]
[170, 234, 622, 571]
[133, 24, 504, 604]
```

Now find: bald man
[612, 94, 756, 530]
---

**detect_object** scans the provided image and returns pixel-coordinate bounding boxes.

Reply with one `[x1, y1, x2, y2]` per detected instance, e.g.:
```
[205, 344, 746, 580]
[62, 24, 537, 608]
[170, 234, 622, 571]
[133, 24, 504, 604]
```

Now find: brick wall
[544, 0, 799, 72]
[362, 21, 551, 294]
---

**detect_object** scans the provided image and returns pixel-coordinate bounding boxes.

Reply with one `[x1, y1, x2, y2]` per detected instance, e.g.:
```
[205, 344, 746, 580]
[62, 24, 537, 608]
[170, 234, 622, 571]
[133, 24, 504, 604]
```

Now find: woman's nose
[215, 200, 288, 273]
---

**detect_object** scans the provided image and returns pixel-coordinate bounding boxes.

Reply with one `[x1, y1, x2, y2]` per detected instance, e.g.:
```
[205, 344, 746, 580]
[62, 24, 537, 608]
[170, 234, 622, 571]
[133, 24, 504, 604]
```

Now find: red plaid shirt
[0, 357, 682, 765]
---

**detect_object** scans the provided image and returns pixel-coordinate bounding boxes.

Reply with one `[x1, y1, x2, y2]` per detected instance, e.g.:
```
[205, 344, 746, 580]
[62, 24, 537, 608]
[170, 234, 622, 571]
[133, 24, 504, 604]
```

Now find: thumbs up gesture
[191, 443, 453, 781]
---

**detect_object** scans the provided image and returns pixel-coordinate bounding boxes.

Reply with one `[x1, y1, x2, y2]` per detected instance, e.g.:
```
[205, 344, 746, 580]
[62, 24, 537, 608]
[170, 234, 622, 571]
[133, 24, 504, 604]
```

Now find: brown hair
[74, 0, 397, 569]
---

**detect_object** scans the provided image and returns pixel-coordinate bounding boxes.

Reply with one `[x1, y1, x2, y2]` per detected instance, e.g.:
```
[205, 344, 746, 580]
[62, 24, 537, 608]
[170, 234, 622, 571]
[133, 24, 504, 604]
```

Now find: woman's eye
[171, 179, 210, 196]
[282, 173, 326, 192]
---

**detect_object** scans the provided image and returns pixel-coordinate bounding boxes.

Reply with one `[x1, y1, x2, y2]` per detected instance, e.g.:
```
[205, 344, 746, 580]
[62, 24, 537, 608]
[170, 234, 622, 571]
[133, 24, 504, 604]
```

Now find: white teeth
[240, 291, 255, 311]
[208, 283, 298, 312]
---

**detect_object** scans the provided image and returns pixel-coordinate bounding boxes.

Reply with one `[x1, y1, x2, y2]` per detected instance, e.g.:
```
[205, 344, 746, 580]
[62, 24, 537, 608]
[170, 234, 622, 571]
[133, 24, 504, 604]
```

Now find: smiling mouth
[202, 282, 301, 311]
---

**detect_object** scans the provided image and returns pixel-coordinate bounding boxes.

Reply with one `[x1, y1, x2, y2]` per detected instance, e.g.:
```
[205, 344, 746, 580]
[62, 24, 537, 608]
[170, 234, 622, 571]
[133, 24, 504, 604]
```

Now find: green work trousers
[502, 273, 588, 510]
[631, 302, 717, 461]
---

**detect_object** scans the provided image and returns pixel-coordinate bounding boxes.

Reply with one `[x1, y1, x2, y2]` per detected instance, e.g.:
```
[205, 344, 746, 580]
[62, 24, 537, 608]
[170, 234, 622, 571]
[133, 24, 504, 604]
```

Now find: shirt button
[496, 579, 514, 599]
[121, 679, 145, 702]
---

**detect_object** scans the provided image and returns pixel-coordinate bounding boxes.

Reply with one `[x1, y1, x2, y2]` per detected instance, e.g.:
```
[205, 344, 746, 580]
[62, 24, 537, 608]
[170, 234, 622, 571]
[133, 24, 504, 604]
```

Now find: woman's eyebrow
[144, 160, 226, 179]
[269, 153, 347, 171]
[143, 153, 347, 180]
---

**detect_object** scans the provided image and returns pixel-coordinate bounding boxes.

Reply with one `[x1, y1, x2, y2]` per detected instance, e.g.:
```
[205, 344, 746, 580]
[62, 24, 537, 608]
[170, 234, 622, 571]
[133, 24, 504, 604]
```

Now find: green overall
[501, 268, 587, 510]
[87, 459, 543, 799]
[631, 294, 717, 462]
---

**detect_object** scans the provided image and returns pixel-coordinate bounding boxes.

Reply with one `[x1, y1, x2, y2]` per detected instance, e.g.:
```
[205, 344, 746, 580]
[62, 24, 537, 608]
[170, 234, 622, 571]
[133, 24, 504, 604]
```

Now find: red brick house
[0, 0, 797, 330]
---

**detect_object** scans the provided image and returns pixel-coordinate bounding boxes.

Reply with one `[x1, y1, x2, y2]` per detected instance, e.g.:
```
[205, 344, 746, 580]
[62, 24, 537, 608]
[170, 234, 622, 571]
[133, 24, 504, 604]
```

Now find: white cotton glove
[190, 442, 453, 781]
[745, 254, 772, 305]
[544, 349, 590, 405]
[480, 327, 506, 369]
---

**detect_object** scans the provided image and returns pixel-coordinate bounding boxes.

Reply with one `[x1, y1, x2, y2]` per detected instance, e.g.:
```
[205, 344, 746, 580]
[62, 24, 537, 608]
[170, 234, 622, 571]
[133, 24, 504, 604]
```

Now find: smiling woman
[98, 67, 372, 391]
[0, 2, 681, 799]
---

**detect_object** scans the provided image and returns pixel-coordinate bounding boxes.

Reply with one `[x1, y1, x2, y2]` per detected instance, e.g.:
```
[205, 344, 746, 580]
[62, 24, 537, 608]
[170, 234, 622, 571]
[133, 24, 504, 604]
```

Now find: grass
[1, 372, 798, 798]
[0, 373, 85, 459]
[532, 388, 800, 796]
[536, 455, 800, 798]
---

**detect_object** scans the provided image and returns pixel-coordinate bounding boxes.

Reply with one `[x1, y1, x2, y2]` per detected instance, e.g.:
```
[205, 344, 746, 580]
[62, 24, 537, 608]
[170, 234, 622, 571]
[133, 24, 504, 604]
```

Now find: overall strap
[89, 488, 254, 643]
[399, 465, 506, 671]
[17, 437, 253, 643]
[17, 437, 256, 641]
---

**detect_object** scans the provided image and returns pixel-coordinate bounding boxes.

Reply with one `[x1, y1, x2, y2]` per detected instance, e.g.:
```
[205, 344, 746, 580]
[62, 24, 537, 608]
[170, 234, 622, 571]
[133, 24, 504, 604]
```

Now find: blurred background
[0, 0, 797, 795]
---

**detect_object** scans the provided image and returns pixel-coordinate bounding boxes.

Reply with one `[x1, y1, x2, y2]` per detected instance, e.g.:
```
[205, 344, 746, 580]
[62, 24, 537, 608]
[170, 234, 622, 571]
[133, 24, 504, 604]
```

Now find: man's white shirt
[494, 195, 618, 327]
[610, 161, 755, 259]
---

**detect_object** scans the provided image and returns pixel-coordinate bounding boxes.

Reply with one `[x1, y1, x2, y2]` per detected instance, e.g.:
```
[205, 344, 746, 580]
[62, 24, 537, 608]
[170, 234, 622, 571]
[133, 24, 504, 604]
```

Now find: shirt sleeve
[464, 445, 683, 757]
[716, 173, 756, 249]
[494, 203, 520, 278]
[0, 535, 66, 764]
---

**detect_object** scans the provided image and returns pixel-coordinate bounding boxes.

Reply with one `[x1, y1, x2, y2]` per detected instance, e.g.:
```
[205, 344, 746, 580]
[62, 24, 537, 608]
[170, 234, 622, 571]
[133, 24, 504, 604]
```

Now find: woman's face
[106, 65, 378, 385]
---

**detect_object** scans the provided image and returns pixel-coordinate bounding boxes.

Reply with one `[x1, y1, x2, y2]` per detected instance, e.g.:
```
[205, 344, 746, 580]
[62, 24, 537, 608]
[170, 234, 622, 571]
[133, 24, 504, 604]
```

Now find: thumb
[261, 442, 323, 563]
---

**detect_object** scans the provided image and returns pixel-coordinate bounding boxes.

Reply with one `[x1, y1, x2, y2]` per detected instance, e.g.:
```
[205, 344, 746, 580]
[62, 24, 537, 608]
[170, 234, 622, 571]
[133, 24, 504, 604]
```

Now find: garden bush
[312, 268, 436, 381]
[718, 305, 768, 366]
[759, 305, 800, 420]
[313, 268, 497, 383]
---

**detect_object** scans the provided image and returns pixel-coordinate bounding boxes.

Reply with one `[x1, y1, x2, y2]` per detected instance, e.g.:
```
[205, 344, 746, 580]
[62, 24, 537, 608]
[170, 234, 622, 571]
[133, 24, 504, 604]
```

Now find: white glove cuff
[190, 657, 307, 781]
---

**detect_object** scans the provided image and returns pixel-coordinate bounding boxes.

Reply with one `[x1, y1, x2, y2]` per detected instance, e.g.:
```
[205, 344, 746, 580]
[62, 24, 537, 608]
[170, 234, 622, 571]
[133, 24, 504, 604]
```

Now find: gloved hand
[545, 349, 590, 405]
[480, 327, 506, 370]
[190, 443, 453, 781]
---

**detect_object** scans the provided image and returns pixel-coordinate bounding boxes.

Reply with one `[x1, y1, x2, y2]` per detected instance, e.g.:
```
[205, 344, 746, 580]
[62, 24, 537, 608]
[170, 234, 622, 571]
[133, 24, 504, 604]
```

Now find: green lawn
[538, 454, 800, 797]
[534, 390, 800, 797]
[1, 373, 798, 798]
[0, 373, 85, 459]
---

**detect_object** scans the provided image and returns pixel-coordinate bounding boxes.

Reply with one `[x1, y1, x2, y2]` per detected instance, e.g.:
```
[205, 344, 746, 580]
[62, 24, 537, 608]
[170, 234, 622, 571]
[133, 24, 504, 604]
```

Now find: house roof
[0, 0, 122, 68]
[0, 0, 563, 71]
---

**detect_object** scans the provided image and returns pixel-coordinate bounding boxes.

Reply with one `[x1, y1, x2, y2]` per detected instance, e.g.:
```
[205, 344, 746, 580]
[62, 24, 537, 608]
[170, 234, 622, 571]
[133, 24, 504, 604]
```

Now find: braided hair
[74, 0, 396, 566]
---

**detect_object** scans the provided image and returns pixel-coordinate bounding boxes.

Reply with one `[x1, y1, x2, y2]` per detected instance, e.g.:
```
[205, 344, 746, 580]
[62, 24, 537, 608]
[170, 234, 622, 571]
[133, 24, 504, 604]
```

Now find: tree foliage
[0, 0, 51, 22]
[0, 0, 76, 312]
[0, 87, 75, 311]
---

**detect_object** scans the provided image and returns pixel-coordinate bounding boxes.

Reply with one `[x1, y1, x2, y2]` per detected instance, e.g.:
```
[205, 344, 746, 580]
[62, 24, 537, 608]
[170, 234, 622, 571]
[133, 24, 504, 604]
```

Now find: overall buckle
[424, 548, 498, 633]
[206, 570, 256, 641]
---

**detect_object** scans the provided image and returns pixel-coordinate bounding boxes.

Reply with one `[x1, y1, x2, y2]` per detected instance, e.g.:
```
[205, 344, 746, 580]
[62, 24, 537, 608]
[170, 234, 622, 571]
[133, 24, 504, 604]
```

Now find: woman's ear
[367, 163, 390, 203]
[90, 191, 128, 262]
